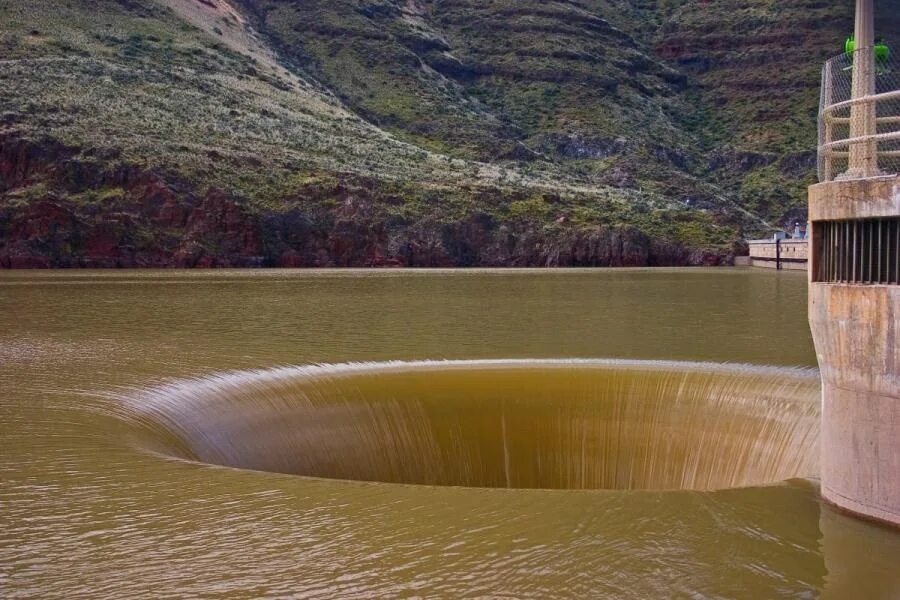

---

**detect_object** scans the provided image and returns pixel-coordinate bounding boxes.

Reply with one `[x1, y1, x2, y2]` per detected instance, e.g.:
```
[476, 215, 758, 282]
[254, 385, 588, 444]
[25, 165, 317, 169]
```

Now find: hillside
[0, 0, 894, 267]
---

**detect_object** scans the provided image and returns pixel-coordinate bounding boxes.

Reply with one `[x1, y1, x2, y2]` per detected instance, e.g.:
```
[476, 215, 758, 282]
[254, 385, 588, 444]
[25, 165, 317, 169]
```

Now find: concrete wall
[808, 175, 900, 527]
[750, 257, 808, 270]
[748, 239, 808, 270]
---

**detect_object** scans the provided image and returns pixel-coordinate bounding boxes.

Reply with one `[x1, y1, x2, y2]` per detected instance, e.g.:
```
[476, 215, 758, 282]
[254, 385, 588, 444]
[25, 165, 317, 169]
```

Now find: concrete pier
[808, 175, 900, 526]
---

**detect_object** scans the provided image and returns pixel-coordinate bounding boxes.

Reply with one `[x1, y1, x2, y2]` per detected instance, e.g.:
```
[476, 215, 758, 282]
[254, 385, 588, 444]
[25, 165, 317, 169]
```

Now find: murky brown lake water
[2, 268, 898, 598]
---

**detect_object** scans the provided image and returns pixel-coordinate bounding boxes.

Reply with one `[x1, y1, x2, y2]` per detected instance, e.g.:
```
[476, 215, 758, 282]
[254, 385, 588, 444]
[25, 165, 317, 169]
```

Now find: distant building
[746, 229, 808, 270]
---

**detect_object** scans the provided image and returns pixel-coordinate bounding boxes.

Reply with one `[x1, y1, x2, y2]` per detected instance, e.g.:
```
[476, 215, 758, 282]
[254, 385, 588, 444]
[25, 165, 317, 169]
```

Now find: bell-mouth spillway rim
[108, 359, 822, 492]
[116, 358, 821, 395]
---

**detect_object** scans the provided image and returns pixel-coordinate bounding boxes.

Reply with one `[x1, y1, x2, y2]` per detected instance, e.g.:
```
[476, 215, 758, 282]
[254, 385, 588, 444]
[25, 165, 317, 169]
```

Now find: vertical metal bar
[817, 223, 824, 282]
[884, 219, 889, 284]
[894, 218, 900, 284]
[832, 222, 837, 281]
[829, 222, 834, 281]
[830, 222, 835, 281]
[852, 220, 858, 282]
[849, 221, 854, 282]
[885, 219, 890, 284]
[819, 223, 824, 282]
[858, 220, 863, 282]
[862, 220, 867, 282]
[845, 220, 850, 281]
[836, 222, 841, 281]
[835, 222, 839, 281]
[889, 219, 895, 284]
[862, 220, 867, 283]
[894, 219, 899, 284]
[867, 220, 873, 282]
[813, 223, 818, 281]
[837, 221, 841, 281]
[890, 218, 896, 284]
[838, 221, 843, 281]
[849, 221, 853, 281]
[894, 220, 899, 284]
[835, 222, 840, 281]
[888, 219, 893, 284]
[877, 218, 883, 282]
[814, 224, 820, 281]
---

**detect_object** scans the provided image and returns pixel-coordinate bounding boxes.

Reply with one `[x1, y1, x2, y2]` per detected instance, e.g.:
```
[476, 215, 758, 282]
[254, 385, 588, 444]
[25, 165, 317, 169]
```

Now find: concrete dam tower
[809, 0, 899, 526]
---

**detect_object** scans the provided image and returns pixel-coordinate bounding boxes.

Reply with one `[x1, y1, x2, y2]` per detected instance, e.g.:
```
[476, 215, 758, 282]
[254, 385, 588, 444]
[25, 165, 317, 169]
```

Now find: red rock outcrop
[0, 136, 733, 269]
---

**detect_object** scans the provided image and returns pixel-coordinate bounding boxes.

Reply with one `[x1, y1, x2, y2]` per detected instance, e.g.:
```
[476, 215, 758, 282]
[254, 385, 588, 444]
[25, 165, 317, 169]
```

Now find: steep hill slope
[1, 0, 892, 267]
[644, 0, 899, 220]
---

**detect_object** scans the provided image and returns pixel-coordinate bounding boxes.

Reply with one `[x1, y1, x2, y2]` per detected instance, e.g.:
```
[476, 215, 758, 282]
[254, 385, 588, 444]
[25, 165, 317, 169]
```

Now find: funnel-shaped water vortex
[117, 360, 821, 491]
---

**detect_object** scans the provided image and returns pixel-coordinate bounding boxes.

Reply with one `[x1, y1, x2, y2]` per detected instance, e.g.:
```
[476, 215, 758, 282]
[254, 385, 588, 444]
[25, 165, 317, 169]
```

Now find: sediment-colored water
[2, 268, 899, 598]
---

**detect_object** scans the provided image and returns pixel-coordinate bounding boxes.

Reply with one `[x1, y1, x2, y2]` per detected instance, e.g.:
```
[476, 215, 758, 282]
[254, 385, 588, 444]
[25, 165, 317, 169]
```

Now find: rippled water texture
[2, 268, 900, 599]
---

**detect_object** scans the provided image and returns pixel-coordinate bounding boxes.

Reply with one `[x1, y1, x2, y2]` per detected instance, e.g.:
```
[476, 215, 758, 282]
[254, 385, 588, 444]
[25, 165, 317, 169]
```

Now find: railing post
[846, 0, 879, 178]
[822, 61, 834, 181]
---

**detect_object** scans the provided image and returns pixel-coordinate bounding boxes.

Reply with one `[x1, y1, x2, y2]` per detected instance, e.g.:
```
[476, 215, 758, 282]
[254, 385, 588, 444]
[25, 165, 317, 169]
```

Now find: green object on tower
[845, 35, 890, 61]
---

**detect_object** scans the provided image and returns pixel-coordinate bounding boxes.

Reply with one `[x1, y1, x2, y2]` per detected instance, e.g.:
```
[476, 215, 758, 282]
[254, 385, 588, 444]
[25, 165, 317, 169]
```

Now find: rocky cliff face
[1, 196, 730, 268]
[0, 137, 731, 267]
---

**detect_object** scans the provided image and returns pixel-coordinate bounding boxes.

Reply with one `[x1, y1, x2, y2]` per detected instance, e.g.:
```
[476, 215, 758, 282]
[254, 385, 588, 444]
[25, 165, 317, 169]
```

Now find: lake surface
[1, 268, 898, 598]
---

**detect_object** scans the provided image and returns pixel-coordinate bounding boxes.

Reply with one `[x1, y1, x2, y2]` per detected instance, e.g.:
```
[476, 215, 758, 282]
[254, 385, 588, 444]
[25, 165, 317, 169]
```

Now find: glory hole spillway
[118, 361, 821, 491]
[5, 268, 900, 598]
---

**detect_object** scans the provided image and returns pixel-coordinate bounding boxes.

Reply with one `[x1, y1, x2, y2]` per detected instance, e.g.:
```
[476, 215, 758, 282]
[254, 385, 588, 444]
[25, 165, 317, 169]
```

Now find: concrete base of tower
[808, 176, 900, 528]
[818, 366, 900, 526]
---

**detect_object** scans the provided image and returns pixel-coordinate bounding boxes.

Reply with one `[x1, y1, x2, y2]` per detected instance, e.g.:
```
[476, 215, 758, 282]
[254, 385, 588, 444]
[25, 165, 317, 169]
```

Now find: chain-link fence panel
[818, 47, 900, 182]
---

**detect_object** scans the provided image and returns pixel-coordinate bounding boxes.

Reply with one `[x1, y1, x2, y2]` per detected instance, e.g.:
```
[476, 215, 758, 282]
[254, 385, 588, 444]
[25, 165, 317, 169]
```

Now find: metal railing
[818, 47, 900, 182]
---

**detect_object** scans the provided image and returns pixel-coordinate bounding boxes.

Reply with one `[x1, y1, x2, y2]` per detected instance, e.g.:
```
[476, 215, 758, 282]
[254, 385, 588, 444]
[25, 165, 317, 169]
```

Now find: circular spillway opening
[120, 360, 821, 491]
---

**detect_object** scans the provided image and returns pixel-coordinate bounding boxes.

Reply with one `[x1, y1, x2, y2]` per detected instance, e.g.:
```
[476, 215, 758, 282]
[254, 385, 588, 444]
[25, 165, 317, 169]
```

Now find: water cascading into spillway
[116, 360, 821, 491]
